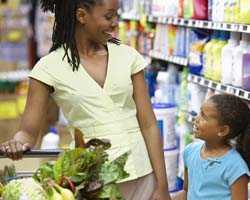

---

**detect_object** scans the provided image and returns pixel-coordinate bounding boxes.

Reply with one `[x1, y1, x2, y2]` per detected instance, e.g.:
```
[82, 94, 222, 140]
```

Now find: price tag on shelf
[179, 18, 184, 26]
[200, 78, 206, 85]
[244, 91, 250, 100]
[208, 81, 213, 88]
[231, 24, 239, 31]
[213, 22, 221, 30]
[193, 76, 199, 83]
[222, 23, 227, 30]
[197, 21, 203, 28]
[226, 86, 233, 94]
[160, 16, 166, 23]
[148, 15, 153, 22]
[235, 89, 241, 96]
[216, 83, 221, 91]
[207, 21, 213, 29]
[168, 18, 174, 24]
[173, 18, 179, 24]
[188, 20, 193, 27]
[176, 57, 181, 64]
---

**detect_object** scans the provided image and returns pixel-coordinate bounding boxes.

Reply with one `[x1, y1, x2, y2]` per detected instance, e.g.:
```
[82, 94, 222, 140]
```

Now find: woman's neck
[75, 25, 106, 56]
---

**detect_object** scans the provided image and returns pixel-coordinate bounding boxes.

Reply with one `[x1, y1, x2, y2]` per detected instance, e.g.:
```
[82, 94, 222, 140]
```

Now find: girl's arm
[231, 175, 248, 200]
[132, 71, 171, 200]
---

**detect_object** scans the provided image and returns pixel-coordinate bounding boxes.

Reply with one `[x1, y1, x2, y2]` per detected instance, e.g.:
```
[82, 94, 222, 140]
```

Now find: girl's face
[77, 0, 119, 44]
[193, 100, 225, 142]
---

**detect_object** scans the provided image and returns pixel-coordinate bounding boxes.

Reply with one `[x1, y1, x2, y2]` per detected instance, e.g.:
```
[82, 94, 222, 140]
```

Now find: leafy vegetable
[33, 138, 130, 200]
[2, 178, 48, 200]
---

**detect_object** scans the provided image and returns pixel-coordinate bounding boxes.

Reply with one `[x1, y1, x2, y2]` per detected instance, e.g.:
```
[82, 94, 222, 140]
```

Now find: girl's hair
[210, 94, 250, 168]
[40, 0, 120, 71]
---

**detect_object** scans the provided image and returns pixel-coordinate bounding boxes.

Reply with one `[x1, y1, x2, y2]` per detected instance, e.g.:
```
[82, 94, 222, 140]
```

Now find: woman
[0, 0, 172, 199]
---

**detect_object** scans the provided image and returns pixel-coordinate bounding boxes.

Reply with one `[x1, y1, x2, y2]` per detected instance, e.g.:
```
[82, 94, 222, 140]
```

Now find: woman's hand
[0, 139, 31, 160]
[151, 186, 172, 200]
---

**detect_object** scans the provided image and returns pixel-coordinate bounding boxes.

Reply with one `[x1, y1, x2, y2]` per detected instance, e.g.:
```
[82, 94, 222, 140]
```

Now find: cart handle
[0, 149, 62, 158]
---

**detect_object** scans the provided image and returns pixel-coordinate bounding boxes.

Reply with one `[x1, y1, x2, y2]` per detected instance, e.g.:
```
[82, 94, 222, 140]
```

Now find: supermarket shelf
[120, 13, 141, 21]
[188, 74, 250, 101]
[120, 13, 250, 33]
[0, 69, 29, 82]
[149, 50, 188, 66]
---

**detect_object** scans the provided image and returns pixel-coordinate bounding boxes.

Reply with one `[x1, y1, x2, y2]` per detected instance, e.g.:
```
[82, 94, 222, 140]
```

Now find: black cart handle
[0, 149, 62, 158]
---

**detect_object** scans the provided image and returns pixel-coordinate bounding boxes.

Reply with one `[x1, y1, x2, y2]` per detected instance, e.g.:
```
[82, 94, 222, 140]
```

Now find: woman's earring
[218, 132, 223, 136]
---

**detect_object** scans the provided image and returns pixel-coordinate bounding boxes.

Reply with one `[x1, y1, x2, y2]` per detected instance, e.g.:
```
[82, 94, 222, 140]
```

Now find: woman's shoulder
[33, 47, 68, 71]
[38, 47, 65, 64]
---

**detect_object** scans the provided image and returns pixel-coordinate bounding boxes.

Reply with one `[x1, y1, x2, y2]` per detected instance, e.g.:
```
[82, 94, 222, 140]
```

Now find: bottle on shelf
[221, 32, 241, 85]
[211, 31, 229, 82]
[41, 127, 60, 150]
[203, 31, 220, 79]
[232, 33, 250, 87]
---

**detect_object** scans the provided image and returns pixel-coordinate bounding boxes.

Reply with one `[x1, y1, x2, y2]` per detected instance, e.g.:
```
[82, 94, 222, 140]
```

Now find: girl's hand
[151, 186, 172, 200]
[0, 139, 31, 160]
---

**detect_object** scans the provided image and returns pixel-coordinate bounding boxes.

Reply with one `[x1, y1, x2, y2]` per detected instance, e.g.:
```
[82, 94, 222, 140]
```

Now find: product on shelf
[221, 32, 241, 84]
[193, 0, 208, 20]
[35, 5, 54, 57]
[188, 29, 209, 75]
[242, 53, 250, 91]
[164, 148, 179, 192]
[0, 2, 30, 71]
[232, 33, 250, 87]
[211, 31, 229, 82]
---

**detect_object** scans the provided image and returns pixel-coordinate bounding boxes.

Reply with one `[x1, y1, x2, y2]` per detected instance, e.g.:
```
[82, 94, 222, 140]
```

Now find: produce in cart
[0, 135, 130, 200]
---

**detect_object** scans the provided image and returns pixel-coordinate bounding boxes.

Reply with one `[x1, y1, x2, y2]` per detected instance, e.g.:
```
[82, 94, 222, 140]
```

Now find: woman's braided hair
[40, 0, 119, 71]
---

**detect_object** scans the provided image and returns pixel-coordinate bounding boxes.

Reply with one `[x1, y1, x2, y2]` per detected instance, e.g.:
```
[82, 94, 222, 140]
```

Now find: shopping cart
[0, 150, 62, 200]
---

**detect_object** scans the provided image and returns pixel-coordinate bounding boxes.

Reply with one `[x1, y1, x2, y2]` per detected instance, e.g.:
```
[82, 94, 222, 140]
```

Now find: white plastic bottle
[41, 127, 60, 149]
[232, 33, 250, 87]
[221, 32, 240, 84]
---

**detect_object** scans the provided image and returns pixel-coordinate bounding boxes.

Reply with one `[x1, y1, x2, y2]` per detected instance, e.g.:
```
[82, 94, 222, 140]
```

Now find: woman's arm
[0, 78, 51, 159]
[132, 70, 171, 200]
[231, 175, 248, 200]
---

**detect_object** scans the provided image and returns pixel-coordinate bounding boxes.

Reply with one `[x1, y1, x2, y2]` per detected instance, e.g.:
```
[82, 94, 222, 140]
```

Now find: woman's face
[77, 0, 119, 44]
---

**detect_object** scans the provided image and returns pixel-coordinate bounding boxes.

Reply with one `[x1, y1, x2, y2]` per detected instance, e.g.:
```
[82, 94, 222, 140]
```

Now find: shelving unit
[120, 13, 250, 33]
[149, 51, 188, 66]
[0, 69, 29, 82]
[188, 74, 250, 101]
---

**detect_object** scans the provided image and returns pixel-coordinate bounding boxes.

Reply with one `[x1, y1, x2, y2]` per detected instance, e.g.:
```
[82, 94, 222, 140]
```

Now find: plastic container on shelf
[183, 0, 194, 19]
[239, 0, 250, 24]
[242, 53, 250, 91]
[211, 31, 229, 82]
[153, 103, 177, 150]
[203, 31, 220, 79]
[211, 0, 219, 21]
[41, 127, 60, 150]
[224, 0, 230, 22]
[193, 0, 208, 20]
[221, 32, 241, 85]
[178, 0, 185, 17]
[164, 148, 179, 192]
[232, 33, 250, 87]
[207, 0, 213, 20]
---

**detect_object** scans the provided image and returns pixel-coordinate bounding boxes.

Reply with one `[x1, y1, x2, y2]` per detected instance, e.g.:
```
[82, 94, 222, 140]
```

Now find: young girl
[182, 94, 250, 200]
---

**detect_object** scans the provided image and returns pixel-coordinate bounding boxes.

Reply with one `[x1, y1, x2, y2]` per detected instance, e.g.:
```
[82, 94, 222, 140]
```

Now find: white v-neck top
[29, 43, 153, 181]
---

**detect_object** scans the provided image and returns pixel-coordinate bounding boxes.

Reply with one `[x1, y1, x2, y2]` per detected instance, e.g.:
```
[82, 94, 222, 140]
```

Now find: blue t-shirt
[184, 141, 250, 200]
